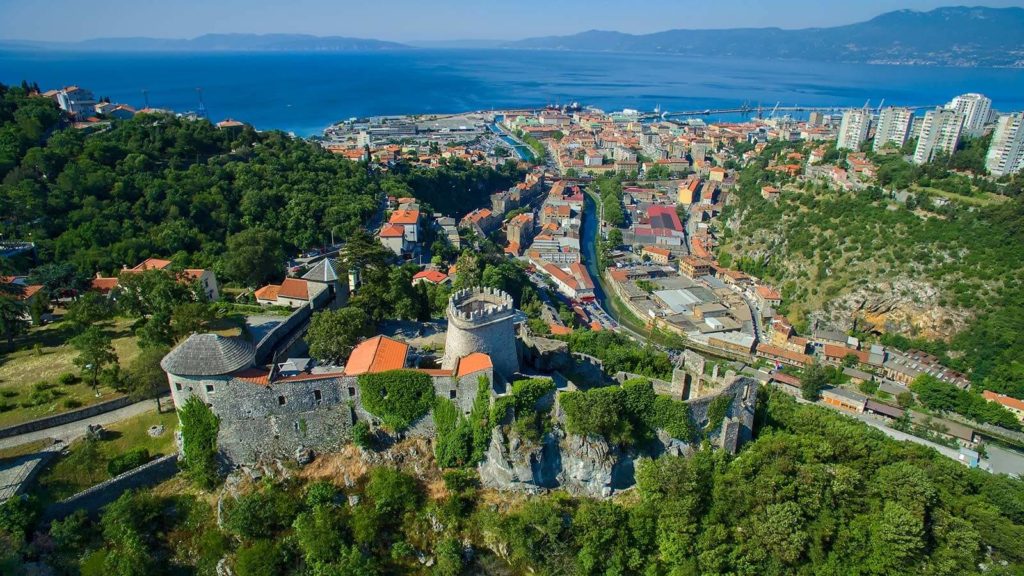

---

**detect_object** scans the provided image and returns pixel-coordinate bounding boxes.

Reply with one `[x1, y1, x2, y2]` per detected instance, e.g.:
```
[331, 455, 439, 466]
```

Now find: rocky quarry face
[811, 278, 968, 340]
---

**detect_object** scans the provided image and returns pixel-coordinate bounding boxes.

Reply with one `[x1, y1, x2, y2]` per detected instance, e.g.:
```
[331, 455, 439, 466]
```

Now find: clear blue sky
[1, 0, 1022, 42]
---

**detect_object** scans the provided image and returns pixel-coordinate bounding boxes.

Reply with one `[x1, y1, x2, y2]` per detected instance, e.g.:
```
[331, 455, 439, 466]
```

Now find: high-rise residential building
[807, 111, 824, 127]
[986, 113, 1024, 177]
[913, 108, 964, 165]
[946, 93, 992, 136]
[837, 109, 871, 151]
[872, 107, 914, 152]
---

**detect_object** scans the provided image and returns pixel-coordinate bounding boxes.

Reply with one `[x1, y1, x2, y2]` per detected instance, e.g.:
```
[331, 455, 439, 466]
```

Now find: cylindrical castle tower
[442, 287, 520, 380]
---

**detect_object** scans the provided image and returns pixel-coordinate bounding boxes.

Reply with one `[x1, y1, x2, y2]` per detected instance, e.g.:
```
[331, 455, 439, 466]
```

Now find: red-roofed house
[389, 209, 421, 243]
[344, 335, 410, 376]
[379, 224, 410, 256]
[755, 285, 782, 308]
[642, 245, 672, 265]
[982, 391, 1024, 422]
[255, 278, 328, 308]
[412, 270, 450, 286]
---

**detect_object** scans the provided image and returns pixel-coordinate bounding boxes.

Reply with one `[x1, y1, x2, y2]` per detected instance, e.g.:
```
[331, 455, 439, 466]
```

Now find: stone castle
[161, 287, 758, 494]
[162, 288, 516, 465]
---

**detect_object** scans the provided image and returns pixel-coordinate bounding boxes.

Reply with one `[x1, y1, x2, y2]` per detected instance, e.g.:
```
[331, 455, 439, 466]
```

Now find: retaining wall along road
[0, 396, 134, 439]
[42, 454, 179, 522]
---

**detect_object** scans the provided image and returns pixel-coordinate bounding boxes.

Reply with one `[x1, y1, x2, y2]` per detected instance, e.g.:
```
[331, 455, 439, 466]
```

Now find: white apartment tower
[872, 107, 914, 152]
[986, 113, 1024, 177]
[946, 93, 992, 136]
[913, 108, 964, 165]
[837, 109, 871, 151]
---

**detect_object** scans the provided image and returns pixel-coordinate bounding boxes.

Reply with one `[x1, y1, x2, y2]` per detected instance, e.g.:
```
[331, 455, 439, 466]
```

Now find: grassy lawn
[912, 185, 1009, 208]
[0, 317, 141, 428]
[31, 408, 178, 504]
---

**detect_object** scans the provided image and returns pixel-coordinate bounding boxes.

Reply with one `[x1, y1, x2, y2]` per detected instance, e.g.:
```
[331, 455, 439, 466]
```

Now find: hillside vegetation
[718, 141, 1024, 396]
[4, 391, 1023, 575]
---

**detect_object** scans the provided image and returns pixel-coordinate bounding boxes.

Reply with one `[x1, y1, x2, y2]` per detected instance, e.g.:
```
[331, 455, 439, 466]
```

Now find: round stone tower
[442, 287, 519, 380]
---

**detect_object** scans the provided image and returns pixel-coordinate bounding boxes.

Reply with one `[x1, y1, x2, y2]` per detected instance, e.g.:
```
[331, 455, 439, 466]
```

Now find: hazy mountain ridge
[505, 6, 1024, 67]
[0, 33, 409, 52]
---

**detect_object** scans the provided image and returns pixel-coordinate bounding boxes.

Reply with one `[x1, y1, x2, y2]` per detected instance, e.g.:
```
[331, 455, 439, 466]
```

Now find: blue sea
[2, 49, 1024, 136]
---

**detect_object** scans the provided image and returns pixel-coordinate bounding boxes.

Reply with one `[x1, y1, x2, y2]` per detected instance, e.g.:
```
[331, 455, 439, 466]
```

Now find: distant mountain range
[0, 33, 408, 53]
[505, 6, 1024, 67]
[1, 7, 1022, 66]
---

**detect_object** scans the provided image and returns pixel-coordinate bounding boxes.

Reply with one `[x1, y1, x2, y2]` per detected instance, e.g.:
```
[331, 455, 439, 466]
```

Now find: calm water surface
[2, 49, 1023, 136]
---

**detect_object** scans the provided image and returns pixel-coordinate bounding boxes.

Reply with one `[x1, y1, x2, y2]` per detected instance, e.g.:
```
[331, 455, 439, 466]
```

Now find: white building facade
[913, 108, 964, 165]
[986, 113, 1024, 177]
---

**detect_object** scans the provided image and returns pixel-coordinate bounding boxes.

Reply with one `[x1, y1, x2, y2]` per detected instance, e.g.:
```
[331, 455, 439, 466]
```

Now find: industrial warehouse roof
[160, 334, 255, 376]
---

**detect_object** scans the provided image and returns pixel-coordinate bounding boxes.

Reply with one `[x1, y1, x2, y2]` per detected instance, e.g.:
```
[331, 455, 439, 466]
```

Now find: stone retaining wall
[255, 304, 313, 364]
[43, 454, 179, 522]
[0, 396, 134, 439]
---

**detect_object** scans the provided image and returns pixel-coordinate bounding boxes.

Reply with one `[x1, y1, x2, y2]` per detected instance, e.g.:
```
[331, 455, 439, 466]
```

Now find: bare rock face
[478, 427, 561, 493]
[478, 426, 628, 497]
[557, 434, 616, 498]
[813, 278, 968, 340]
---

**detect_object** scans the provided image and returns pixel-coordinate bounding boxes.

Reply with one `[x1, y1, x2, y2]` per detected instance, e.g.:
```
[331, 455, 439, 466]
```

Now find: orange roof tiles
[756, 285, 782, 300]
[91, 277, 119, 293]
[548, 324, 573, 336]
[389, 209, 420, 225]
[643, 246, 671, 257]
[413, 270, 448, 284]
[756, 343, 812, 366]
[823, 344, 869, 364]
[344, 335, 409, 376]
[983, 391, 1024, 412]
[456, 353, 493, 378]
[278, 278, 310, 300]
[379, 224, 405, 238]
[130, 258, 172, 272]
[254, 284, 281, 301]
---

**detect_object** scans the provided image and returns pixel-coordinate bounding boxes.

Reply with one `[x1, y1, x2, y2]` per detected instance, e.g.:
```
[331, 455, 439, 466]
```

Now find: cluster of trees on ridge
[2, 390, 1023, 574]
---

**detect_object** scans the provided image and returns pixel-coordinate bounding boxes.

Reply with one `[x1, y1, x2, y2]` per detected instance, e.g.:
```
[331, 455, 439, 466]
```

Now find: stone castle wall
[212, 376, 356, 465]
[442, 288, 520, 380]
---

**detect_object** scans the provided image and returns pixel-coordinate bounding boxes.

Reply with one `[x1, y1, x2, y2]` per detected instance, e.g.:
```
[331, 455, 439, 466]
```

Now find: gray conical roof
[301, 258, 340, 283]
[160, 334, 255, 376]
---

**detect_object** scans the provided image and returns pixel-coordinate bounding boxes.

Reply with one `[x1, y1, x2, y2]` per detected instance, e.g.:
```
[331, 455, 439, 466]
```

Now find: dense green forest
[4, 391, 1023, 575]
[0, 84, 521, 282]
[719, 140, 1024, 403]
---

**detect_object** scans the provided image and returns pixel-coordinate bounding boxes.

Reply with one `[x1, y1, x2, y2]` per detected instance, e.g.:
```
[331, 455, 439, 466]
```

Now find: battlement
[447, 287, 516, 326]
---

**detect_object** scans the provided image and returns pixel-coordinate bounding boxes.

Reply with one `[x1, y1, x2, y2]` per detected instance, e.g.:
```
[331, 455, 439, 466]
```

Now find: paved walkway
[0, 397, 167, 450]
[0, 444, 61, 501]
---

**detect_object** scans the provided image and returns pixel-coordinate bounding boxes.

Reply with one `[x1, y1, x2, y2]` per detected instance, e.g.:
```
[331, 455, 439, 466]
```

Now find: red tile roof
[389, 209, 420, 225]
[379, 224, 405, 238]
[344, 335, 409, 376]
[277, 278, 309, 300]
[456, 353, 493, 378]
[823, 344, 869, 364]
[254, 284, 281, 301]
[130, 258, 172, 272]
[983, 391, 1024, 412]
[549, 324, 573, 336]
[413, 270, 448, 284]
[756, 285, 782, 300]
[91, 277, 119, 293]
[756, 343, 812, 366]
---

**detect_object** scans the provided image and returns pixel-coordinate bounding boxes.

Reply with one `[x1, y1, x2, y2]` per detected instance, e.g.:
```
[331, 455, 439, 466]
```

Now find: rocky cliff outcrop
[811, 278, 969, 340]
[480, 377, 759, 497]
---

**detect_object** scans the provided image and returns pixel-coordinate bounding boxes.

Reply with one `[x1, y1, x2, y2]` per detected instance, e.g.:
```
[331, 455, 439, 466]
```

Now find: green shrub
[0, 390, 17, 398]
[704, 394, 733, 432]
[62, 398, 83, 409]
[57, 372, 79, 386]
[107, 448, 152, 477]
[0, 401, 12, 413]
[179, 396, 220, 489]
[357, 370, 434, 431]
[351, 421, 371, 449]
[653, 396, 695, 441]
